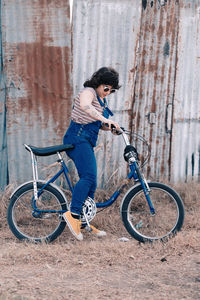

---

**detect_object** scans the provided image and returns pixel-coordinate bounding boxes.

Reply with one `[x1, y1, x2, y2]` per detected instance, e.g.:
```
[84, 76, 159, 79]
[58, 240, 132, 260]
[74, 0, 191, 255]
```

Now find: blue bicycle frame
[32, 142, 155, 215]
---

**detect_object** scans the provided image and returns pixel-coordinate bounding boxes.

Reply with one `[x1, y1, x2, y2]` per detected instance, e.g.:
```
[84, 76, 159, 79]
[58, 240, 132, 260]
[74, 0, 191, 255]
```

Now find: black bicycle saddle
[25, 144, 74, 156]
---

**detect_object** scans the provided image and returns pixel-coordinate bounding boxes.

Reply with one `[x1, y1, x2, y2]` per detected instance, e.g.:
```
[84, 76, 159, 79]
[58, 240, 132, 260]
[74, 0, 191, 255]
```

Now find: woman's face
[96, 84, 115, 98]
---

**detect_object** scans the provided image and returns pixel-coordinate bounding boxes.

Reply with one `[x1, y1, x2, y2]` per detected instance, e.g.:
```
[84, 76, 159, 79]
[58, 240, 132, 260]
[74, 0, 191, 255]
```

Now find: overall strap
[96, 95, 114, 118]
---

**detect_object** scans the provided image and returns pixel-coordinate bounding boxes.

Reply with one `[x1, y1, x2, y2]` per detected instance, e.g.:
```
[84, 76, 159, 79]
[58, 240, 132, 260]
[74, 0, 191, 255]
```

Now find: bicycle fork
[129, 162, 156, 215]
[141, 176, 156, 215]
[133, 163, 155, 215]
[121, 132, 156, 215]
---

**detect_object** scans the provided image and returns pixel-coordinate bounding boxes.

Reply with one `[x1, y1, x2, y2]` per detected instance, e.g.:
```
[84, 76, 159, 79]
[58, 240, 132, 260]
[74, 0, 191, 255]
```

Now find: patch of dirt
[0, 183, 200, 300]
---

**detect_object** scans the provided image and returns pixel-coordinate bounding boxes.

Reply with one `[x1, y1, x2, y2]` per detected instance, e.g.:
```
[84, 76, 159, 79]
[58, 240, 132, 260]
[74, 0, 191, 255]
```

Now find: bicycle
[7, 127, 185, 243]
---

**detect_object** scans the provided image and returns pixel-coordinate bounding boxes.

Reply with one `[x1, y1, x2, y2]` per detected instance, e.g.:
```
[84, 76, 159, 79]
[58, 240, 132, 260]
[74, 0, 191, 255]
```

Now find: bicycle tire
[7, 182, 68, 243]
[120, 182, 184, 242]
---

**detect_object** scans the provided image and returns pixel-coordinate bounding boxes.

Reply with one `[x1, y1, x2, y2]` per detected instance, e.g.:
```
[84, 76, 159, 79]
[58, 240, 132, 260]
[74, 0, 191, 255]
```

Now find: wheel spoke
[121, 182, 184, 242]
[7, 182, 67, 242]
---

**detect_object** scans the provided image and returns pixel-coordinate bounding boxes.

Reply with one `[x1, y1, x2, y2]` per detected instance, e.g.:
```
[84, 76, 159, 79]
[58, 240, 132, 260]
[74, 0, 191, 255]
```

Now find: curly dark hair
[83, 67, 121, 90]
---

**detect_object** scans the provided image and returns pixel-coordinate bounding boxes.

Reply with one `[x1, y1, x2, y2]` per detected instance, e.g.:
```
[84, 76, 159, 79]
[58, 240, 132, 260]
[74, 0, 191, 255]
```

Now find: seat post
[57, 152, 63, 162]
[30, 151, 38, 181]
[30, 151, 39, 200]
[24, 144, 39, 200]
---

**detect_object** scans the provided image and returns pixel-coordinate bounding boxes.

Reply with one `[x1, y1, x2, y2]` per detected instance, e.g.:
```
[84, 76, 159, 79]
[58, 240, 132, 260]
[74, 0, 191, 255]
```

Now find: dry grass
[0, 181, 200, 300]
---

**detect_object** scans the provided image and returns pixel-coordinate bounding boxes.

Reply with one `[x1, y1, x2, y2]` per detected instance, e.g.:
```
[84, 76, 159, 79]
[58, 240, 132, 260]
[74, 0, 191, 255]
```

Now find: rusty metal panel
[0, 0, 8, 189]
[1, 0, 72, 184]
[130, 0, 179, 181]
[172, 0, 200, 182]
[2, 0, 200, 188]
[72, 0, 142, 186]
[0, 73, 8, 190]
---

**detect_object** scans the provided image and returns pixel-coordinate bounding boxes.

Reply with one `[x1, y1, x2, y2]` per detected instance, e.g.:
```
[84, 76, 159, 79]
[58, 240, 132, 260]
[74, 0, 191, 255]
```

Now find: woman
[63, 67, 121, 241]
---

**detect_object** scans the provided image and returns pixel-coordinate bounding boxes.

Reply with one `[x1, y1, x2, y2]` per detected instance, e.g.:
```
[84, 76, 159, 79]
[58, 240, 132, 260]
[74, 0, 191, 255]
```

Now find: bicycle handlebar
[103, 123, 124, 135]
[103, 122, 151, 167]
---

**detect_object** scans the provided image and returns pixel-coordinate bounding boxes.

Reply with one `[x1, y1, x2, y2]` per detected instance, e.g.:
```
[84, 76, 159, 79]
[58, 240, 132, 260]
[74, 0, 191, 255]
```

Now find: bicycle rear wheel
[120, 182, 184, 242]
[7, 182, 67, 242]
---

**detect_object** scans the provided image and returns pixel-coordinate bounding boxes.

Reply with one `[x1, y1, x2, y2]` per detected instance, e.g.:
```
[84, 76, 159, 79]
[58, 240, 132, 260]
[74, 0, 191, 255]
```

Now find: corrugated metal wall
[0, 0, 8, 188]
[72, 0, 200, 184]
[131, 0, 179, 180]
[172, 0, 200, 182]
[72, 0, 142, 187]
[1, 0, 72, 188]
[1, 0, 200, 190]
[71, 0, 181, 185]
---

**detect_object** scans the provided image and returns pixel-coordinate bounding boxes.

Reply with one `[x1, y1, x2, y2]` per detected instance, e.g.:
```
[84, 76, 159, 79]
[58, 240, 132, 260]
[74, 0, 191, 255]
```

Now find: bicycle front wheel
[121, 182, 184, 242]
[7, 182, 68, 242]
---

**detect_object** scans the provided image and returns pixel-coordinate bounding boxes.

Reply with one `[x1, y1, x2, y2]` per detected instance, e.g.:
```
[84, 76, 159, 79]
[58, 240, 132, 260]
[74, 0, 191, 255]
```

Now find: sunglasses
[104, 86, 116, 94]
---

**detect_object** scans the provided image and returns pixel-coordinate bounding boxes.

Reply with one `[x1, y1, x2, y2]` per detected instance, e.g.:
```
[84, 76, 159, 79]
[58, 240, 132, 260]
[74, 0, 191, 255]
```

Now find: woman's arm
[80, 90, 120, 130]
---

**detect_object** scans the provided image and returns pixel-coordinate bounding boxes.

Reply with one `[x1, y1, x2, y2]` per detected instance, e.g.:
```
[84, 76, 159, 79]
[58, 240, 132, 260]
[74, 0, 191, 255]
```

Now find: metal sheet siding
[1, 0, 72, 184]
[172, 0, 200, 182]
[130, 0, 179, 181]
[0, 73, 8, 189]
[1, 0, 200, 189]
[0, 0, 8, 189]
[72, 0, 142, 186]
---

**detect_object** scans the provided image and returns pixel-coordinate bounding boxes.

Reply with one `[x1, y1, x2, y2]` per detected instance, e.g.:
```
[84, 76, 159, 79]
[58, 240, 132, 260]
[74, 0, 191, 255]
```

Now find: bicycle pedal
[84, 225, 92, 232]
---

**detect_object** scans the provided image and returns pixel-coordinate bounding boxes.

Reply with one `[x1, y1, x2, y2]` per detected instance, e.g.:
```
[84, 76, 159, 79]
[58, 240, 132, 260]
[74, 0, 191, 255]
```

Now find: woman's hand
[106, 120, 120, 131]
[102, 120, 121, 134]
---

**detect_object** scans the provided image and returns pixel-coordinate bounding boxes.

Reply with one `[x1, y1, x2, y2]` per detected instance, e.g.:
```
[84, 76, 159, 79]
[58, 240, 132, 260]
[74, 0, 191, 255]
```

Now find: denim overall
[63, 96, 113, 215]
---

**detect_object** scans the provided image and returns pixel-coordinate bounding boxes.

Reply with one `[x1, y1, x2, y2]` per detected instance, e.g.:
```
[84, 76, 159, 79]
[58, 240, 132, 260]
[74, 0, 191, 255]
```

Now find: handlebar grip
[103, 123, 123, 134]
[104, 123, 116, 129]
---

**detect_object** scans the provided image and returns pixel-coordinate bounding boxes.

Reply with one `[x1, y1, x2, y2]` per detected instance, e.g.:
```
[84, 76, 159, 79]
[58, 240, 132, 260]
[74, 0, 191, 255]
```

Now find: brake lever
[103, 123, 123, 135]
